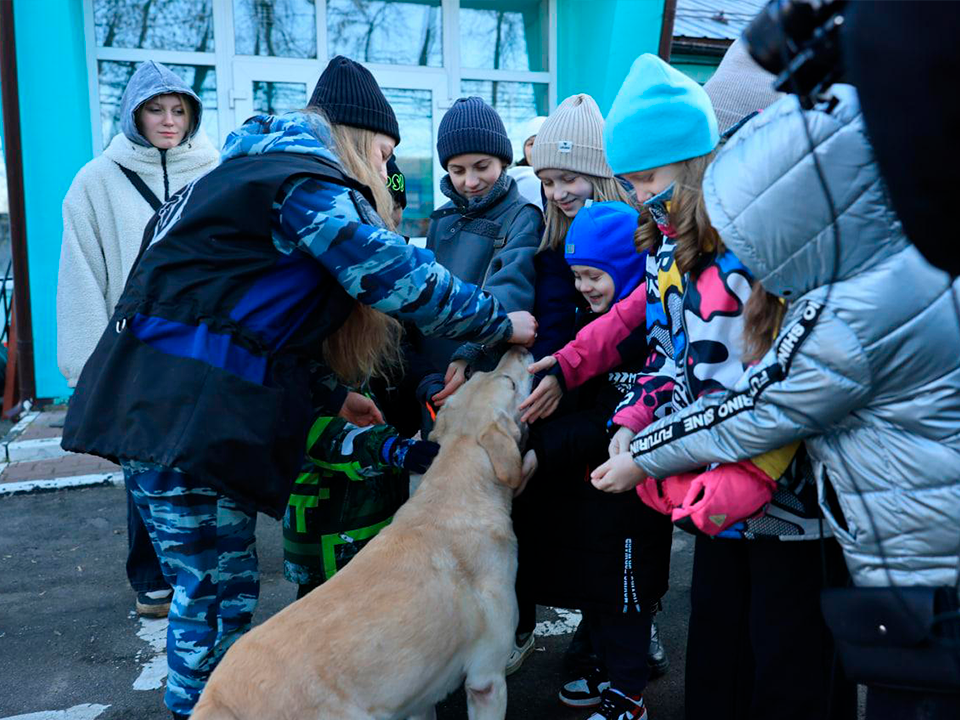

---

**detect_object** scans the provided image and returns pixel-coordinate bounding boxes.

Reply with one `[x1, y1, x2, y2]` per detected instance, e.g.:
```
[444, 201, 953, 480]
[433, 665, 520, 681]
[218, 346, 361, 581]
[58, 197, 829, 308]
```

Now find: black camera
[743, 0, 847, 108]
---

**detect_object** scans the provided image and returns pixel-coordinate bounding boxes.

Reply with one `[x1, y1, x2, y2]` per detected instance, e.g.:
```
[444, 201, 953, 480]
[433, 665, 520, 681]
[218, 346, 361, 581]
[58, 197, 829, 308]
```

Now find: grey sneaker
[505, 631, 535, 675]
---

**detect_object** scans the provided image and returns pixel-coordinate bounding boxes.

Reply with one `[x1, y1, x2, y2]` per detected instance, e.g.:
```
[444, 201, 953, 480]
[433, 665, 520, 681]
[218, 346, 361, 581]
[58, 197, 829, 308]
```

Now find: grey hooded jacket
[629, 86, 960, 590]
[420, 174, 542, 371]
[119, 60, 203, 147]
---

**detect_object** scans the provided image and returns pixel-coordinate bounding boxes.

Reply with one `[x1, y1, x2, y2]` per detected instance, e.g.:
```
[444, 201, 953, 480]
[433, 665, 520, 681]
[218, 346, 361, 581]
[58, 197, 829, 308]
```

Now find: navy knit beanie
[437, 97, 513, 169]
[309, 56, 401, 144]
[564, 201, 646, 303]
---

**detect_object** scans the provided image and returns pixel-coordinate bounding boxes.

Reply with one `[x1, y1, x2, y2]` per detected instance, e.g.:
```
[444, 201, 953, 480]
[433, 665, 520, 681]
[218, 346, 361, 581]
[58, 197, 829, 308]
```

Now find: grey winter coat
[629, 85, 960, 591]
[420, 175, 542, 371]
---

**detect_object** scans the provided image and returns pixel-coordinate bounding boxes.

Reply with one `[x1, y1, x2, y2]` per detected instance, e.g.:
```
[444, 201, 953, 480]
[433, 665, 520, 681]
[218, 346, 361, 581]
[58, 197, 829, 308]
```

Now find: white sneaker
[505, 631, 536, 675]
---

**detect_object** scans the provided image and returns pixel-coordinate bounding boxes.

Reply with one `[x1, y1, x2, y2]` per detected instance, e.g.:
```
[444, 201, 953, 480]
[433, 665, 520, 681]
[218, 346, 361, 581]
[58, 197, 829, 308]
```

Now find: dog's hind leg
[465, 675, 507, 720]
[407, 706, 437, 720]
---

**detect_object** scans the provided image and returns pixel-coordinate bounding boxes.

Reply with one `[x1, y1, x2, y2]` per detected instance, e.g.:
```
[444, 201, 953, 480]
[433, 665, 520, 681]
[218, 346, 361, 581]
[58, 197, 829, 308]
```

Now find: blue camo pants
[125, 467, 259, 715]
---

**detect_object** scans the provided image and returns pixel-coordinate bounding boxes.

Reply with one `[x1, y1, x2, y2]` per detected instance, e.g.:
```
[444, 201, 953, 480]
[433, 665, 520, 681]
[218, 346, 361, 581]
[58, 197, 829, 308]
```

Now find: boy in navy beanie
[420, 95, 542, 434]
[437, 96, 513, 171]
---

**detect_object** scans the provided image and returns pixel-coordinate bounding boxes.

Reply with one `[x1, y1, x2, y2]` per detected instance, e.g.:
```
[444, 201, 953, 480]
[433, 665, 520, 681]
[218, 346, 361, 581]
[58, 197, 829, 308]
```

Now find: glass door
[369, 70, 446, 240]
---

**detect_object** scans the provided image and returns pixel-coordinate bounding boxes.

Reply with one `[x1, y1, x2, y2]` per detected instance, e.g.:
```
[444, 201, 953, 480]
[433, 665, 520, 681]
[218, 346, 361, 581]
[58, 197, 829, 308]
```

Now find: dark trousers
[866, 687, 960, 720]
[685, 535, 857, 720]
[587, 608, 652, 697]
[125, 470, 169, 593]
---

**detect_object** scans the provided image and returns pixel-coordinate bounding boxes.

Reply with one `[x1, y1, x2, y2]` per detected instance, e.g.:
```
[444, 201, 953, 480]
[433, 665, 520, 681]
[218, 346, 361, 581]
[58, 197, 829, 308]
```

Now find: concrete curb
[5, 436, 68, 462]
[0, 472, 123, 497]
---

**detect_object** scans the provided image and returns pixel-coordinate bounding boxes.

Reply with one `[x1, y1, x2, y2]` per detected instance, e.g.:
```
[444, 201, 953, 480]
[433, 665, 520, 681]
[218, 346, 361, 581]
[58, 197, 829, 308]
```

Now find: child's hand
[608, 426, 636, 458]
[432, 360, 468, 407]
[591, 452, 647, 493]
[527, 355, 557, 374]
[519, 375, 562, 423]
[339, 391, 385, 427]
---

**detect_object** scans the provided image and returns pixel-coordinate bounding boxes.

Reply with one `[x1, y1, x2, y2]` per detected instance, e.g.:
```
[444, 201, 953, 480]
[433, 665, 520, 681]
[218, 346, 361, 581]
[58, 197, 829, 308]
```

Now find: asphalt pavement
[0, 484, 695, 720]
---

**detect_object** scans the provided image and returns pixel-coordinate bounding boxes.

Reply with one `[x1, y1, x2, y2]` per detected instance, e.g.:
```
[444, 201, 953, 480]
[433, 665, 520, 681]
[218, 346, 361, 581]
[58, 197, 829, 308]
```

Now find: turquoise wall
[15, 0, 92, 400]
[557, 0, 665, 115]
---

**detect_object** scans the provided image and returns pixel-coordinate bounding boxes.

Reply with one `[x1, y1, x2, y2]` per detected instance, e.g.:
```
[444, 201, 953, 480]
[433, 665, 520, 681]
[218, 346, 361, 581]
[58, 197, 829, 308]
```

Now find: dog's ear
[478, 413, 523, 488]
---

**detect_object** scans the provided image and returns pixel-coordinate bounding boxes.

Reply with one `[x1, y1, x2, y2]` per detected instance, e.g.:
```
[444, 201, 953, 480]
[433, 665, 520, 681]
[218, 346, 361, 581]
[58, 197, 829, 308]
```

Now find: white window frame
[82, 0, 558, 193]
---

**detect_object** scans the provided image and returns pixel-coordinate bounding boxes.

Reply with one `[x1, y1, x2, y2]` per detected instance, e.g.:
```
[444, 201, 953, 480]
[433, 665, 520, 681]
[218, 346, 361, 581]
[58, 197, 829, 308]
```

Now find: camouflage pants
[125, 466, 259, 715]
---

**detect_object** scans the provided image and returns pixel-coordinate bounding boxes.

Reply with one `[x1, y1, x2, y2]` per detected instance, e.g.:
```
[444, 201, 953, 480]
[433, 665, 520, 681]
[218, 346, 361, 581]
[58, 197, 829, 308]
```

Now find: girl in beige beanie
[532, 94, 634, 253]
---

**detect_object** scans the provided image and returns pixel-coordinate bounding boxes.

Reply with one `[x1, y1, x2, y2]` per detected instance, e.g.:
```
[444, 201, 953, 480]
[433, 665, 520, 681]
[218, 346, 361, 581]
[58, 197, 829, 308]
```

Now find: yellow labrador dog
[192, 347, 536, 720]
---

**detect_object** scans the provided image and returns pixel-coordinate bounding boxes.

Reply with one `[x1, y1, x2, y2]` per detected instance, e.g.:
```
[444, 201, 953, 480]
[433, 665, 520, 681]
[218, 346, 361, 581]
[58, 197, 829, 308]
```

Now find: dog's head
[430, 347, 534, 489]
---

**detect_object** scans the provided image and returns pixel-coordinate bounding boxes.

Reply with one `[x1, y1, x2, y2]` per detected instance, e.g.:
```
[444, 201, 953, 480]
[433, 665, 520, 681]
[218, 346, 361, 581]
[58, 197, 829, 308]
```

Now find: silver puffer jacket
[630, 85, 960, 590]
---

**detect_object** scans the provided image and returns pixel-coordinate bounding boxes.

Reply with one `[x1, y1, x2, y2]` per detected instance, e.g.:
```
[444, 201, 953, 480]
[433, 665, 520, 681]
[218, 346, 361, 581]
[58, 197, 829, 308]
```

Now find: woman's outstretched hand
[507, 311, 538, 348]
[519, 355, 562, 423]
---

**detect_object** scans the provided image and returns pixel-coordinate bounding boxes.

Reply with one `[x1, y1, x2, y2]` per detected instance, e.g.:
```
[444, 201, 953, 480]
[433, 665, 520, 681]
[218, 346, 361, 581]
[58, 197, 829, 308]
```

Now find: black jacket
[515, 312, 672, 612]
[63, 153, 372, 518]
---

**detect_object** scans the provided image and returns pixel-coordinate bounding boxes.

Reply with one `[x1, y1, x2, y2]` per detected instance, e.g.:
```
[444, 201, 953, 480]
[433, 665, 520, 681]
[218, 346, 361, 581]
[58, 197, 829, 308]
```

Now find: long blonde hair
[304, 108, 403, 385]
[539, 173, 634, 252]
[742, 282, 788, 365]
[635, 153, 722, 276]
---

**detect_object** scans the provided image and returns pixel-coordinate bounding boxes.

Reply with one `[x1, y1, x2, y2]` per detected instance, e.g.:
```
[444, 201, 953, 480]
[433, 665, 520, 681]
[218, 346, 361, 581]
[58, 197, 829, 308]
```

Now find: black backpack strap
[114, 162, 162, 212]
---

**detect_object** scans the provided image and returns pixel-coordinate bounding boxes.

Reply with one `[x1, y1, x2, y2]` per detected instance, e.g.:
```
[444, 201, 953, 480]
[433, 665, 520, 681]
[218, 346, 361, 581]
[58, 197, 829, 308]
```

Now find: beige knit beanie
[703, 39, 784, 135]
[531, 93, 613, 178]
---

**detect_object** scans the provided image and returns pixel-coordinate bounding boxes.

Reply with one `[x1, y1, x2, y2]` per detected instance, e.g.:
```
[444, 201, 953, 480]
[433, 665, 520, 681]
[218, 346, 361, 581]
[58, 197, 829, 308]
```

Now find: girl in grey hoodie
[57, 60, 219, 618]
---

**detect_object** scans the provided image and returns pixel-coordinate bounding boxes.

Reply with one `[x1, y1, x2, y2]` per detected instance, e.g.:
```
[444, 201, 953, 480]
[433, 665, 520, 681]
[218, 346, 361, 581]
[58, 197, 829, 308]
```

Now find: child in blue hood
[513, 202, 672, 720]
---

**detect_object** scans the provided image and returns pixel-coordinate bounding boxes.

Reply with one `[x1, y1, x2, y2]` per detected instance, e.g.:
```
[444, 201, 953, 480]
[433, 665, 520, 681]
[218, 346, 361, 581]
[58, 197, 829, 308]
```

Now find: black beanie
[309, 56, 401, 144]
[436, 96, 513, 169]
[386, 155, 407, 210]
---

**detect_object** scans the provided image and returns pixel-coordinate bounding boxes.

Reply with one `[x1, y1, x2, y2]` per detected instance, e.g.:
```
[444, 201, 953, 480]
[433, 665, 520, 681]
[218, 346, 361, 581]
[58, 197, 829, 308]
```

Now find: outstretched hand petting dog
[432, 359, 468, 407]
[591, 451, 647, 493]
[519, 356, 563, 423]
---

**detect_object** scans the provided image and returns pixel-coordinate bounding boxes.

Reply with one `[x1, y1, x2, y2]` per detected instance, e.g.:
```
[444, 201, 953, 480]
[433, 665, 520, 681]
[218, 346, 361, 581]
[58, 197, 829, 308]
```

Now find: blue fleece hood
[221, 111, 342, 167]
[119, 61, 203, 147]
[564, 201, 646, 303]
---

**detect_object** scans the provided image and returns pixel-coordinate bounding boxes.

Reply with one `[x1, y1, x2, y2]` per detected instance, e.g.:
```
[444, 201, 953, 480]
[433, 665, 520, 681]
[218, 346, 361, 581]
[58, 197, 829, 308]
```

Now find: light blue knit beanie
[604, 53, 719, 175]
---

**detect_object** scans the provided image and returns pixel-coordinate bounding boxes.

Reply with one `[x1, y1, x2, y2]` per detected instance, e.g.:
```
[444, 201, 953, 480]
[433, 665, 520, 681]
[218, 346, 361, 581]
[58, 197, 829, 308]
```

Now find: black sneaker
[647, 615, 669, 678]
[587, 688, 647, 720]
[558, 666, 611, 708]
[136, 589, 173, 618]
